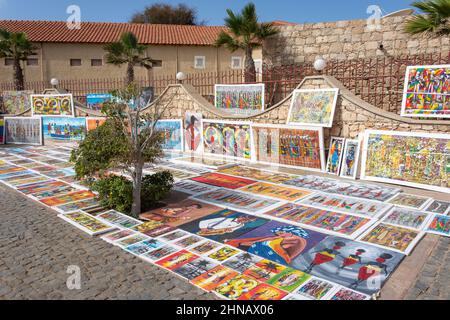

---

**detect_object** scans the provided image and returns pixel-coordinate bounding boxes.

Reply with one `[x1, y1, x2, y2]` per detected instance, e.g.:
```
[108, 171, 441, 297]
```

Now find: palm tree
[215, 2, 279, 82]
[0, 29, 36, 90]
[104, 32, 155, 85]
[405, 0, 450, 36]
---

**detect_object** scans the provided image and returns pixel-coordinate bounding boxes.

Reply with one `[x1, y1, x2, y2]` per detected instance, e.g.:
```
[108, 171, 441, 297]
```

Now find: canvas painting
[191, 172, 256, 190]
[97, 210, 142, 229]
[125, 239, 165, 256]
[101, 229, 135, 243]
[242, 259, 286, 282]
[86, 93, 112, 111]
[361, 130, 450, 193]
[426, 214, 450, 236]
[382, 207, 431, 231]
[401, 65, 450, 118]
[132, 220, 174, 237]
[292, 235, 405, 295]
[294, 277, 336, 300]
[2, 90, 33, 114]
[215, 84, 264, 116]
[387, 193, 432, 210]
[42, 117, 86, 143]
[178, 209, 269, 243]
[218, 166, 293, 184]
[222, 252, 262, 273]
[173, 257, 219, 280]
[17, 180, 68, 195]
[325, 137, 345, 175]
[31, 94, 74, 116]
[155, 119, 183, 151]
[40, 190, 96, 206]
[58, 211, 115, 236]
[237, 283, 288, 300]
[252, 124, 325, 171]
[214, 274, 260, 300]
[30, 184, 78, 199]
[238, 182, 311, 202]
[141, 245, 180, 262]
[184, 112, 202, 152]
[299, 192, 391, 219]
[329, 286, 370, 300]
[424, 200, 450, 215]
[358, 222, 423, 255]
[115, 234, 150, 247]
[340, 139, 361, 179]
[266, 268, 311, 293]
[173, 180, 219, 195]
[207, 246, 240, 262]
[189, 240, 222, 255]
[4, 117, 42, 145]
[139, 199, 222, 227]
[202, 120, 252, 160]
[287, 88, 339, 127]
[173, 235, 204, 248]
[191, 265, 239, 292]
[86, 117, 106, 131]
[155, 250, 199, 271]
[193, 189, 282, 214]
[157, 229, 190, 242]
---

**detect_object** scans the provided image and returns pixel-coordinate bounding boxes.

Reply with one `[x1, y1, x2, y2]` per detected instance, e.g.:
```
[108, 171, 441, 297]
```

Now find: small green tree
[71, 83, 171, 217]
[405, 0, 450, 35]
[215, 2, 278, 83]
[0, 29, 36, 90]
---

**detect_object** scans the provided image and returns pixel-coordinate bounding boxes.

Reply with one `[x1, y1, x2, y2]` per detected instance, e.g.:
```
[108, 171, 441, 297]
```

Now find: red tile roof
[0, 20, 230, 46]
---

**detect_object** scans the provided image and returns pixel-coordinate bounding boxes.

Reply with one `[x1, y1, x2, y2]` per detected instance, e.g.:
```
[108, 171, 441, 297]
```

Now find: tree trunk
[13, 58, 25, 91]
[126, 62, 135, 85]
[244, 47, 256, 83]
[131, 160, 143, 218]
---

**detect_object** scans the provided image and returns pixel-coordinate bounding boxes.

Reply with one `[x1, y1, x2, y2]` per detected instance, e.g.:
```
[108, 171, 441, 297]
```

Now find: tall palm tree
[104, 32, 155, 85]
[0, 29, 36, 90]
[215, 2, 279, 83]
[405, 0, 450, 35]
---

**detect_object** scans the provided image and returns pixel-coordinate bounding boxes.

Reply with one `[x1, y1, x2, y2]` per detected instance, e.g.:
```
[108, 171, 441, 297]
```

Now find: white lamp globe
[176, 72, 187, 81]
[313, 58, 327, 71]
[50, 78, 59, 86]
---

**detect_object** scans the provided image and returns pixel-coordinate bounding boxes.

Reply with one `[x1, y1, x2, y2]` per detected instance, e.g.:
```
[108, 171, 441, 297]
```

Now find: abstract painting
[4, 117, 42, 145]
[287, 88, 339, 127]
[325, 137, 345, 175]
[401, 65, 450, 118]
[184, 112, 202, 152]
[2, 90, 33, 114]
[292, 235, 405, 294]
[340, 139, 361, 179]
[42, 117, 86, 142]
[31, 94, 74, 116]
[215, 84, 264, 116]
[238, 182, 311, 202]
[361, 130, 450, 193]
[86, 93, 112, 111]
[191, 172, 256, 189]
[155, 119, 183, 151]
[426, 214, 450, 236]
[252, 124, 325, 171]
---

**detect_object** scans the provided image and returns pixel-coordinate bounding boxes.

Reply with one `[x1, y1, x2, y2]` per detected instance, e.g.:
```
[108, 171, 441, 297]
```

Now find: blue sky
[0, 0, 416, 25]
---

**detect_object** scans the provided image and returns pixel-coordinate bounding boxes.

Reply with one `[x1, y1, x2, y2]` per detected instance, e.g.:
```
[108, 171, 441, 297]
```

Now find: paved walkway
[0, 184, 216, 300]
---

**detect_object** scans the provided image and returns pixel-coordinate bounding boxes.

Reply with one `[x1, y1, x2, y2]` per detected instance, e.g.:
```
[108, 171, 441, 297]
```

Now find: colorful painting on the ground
[299, 192, 391, 218]
[54, 198, 100, 213]
[191, 265, 239, 291]
[132, 220, 174, 237]
[193, 189, 281, 214]
[326, 137, 345, 175]
[155, 250, 199, 271]
[239, 182, 311, 202]
[86, 117, 106, 131]
[207, 246, 240, 262]
[401, 65, 450, 118]
[242, 259, 285, 282]
[178, 209, 269, 243]
[381, 207, 431, 231]
[97, 210, 142, 229]
[173, 180, 219, 195]
[287, 88, 339, 127]
[31, 94, 74, 116]
[222, 252, 262, 273]
[237, 283, 288, 300]
[215, 274, 260, 299]
[219, 166, 293, 184]
[340, 139, 361, 179]
[387, 193, 432, 210]
[424, 200, 450, 215]
[191, 172, 256, 190]
[173, 257, 219, 281]
[58, 211, 115, 236]
[42, 117, 86, 142]
[329, 287, 370, 300]
[215, 84, 264, 116]
[361, 130, 450, 193]
[4, 117, 42, 145]
[292, 235, 404, 295]
[252, 124, 325, 171]
[357, 222, 423, 254]
[184, 112, 202, 152]
[155, 119, 183, 151]
[266, 268, 311, 292]
[202, 120, 252, 160]
[86, 93, 112, 111]
[40, 190, 96, 206]
[2, 90, 33, 114]
[426, 214, 450, 236]
[139, 199, 222, 227]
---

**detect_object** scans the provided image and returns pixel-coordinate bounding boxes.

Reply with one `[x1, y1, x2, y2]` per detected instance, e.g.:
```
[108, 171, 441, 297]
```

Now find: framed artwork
[202, 120, 252, 160]
[339, 139, 361, 179]
[361, 130, 450, 194]
[0, 119, 5, 144]
[381, 207, 432, 231]
[2, 90, 33, 114]
[386, 193, 432, 210]
[325, 137, 345, 175]
[357, 222, 424, 255]
[86, 117, 106, 131]
[57, 211, 115, 236]
[191, 172, 256, 189]
[155, 119, 184, 151]
[214, 84, 264, 116]
[426, 214, 450, 236]
[31, 94, 74, 117]
[184, 112, 202, 152]
[424, 200, 450, 215]
[252, 123, 325, 172]
[4, 117, 42, 145]
[287, 88, 339, 127]
[238, 182, 312, 202]
[401, 65, 450, 118]
[86, 93, 112, 111]
[292, 235, 405, 295]
[42, 116, 87, 143]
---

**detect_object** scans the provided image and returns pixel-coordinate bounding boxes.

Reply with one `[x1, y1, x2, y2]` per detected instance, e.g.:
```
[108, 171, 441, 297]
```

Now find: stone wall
[264, 16, 449, 66]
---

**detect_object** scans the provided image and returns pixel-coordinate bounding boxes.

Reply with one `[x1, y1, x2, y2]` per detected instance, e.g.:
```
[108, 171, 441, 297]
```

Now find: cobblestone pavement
[0, 184, 217, 300]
